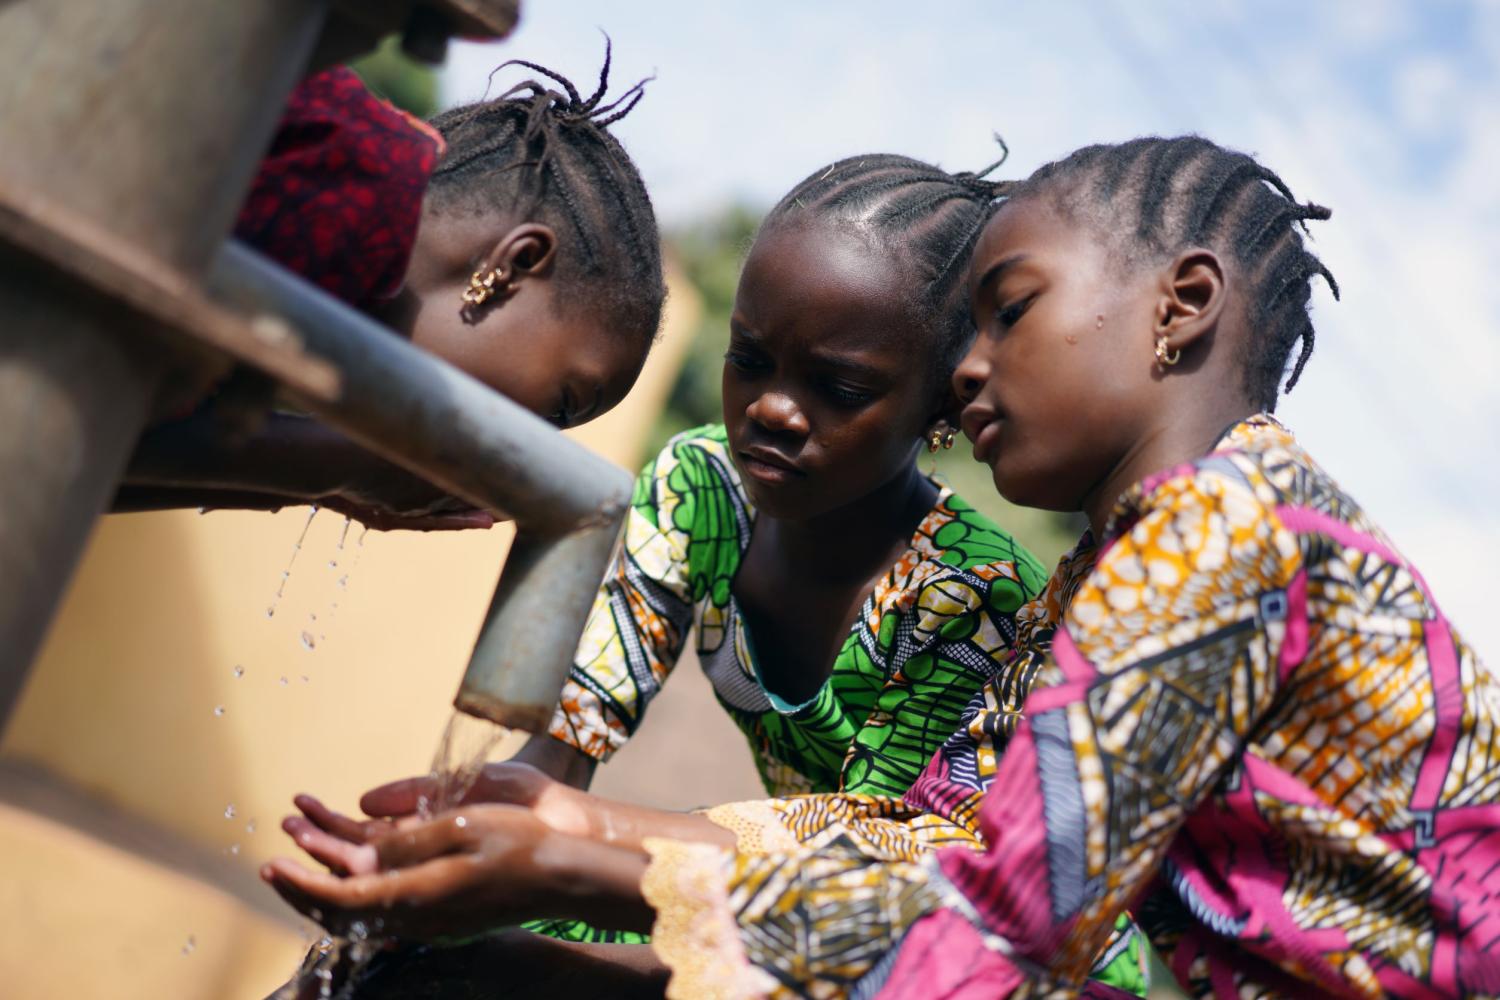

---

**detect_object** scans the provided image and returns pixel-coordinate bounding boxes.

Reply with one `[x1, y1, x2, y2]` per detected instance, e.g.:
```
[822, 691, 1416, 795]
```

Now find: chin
[991, 458, 1073, 514]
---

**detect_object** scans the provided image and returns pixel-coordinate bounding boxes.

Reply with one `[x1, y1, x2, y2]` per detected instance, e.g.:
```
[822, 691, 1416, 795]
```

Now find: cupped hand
[360, 762, 594, 838]
[263, 804, 558, 941]
[315, 492, 496, 532]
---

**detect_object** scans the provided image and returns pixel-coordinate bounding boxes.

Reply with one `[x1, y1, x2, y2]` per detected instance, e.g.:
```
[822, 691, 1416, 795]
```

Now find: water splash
[422, 710, 511, 818]
[266, 505, 319, 619]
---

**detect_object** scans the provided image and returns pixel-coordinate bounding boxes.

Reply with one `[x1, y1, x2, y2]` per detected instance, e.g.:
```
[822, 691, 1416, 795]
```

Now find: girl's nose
[952, 350, 989, 405]
[746, 391, 809, 436]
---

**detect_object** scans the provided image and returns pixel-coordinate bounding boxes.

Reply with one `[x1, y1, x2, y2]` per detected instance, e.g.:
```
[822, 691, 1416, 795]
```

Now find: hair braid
[762, 147, 1012, 387]
[426, 39, 666, 344]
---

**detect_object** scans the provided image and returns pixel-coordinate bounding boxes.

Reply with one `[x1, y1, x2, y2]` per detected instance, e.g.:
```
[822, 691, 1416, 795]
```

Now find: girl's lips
[972, 418, 1004, 465]
[739, 450, 803, 485]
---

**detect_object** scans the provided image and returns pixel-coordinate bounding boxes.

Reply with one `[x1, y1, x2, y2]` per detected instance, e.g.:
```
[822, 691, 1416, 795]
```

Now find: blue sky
[444, 1, 1500, 656]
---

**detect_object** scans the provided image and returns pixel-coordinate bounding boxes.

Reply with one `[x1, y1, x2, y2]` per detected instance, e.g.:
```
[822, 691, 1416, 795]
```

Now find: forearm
[125, 411, 367, 500]
[112, 485, 305, 513]
[582, 798, 736, 854]
[512, 733, 598, 790]
[536, 834, 657, 934]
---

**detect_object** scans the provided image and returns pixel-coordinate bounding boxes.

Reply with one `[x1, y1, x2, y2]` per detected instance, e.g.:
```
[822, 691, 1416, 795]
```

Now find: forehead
[969, 197, 1110, 289]
[738, 219, 915, 351]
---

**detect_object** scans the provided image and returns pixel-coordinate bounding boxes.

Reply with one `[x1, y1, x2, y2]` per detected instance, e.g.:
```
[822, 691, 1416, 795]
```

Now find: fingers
[262, 855, 477, 926]
[295, 793, 388, 843]
[283, 815, 379, 876]
[373, 814, 475, 870]
[359, 776, 436, 818]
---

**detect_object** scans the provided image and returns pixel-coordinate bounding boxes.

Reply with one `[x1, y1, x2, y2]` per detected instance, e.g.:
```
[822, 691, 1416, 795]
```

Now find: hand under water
[262, 765, 658, 941]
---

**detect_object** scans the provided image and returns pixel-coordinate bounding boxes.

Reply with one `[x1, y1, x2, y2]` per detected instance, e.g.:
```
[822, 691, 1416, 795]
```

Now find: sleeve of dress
[545, 443, 699, 761]
[642, 466, 1302, 999]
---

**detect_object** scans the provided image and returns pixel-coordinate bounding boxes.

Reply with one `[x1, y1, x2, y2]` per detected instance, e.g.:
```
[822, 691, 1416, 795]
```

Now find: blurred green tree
[349, 36, 439, 118]
[656, 206, 1083, 568]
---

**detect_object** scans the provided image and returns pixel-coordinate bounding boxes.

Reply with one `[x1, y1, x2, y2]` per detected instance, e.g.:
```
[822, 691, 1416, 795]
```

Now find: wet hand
[359, 762, 594, 838]
[315, 492, 496, 532]
[264, 804, 560, 941]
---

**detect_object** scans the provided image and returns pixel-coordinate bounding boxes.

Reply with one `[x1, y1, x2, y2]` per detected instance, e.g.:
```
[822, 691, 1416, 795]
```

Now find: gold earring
[928, 427, 944, 453]
[1154, 334, 1181, 368]
[942, 427, 957, 450]
[461, 265, 510, 307]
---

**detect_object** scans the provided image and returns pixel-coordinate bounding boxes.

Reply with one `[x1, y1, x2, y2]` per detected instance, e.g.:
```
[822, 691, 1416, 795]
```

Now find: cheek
[411, 302, 552, 414]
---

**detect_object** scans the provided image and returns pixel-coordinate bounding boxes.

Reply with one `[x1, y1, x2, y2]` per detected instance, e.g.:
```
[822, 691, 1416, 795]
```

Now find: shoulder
[639, 424, 740, 496]
[633, 423, 749, 540]
[917, 489, 1049, 613]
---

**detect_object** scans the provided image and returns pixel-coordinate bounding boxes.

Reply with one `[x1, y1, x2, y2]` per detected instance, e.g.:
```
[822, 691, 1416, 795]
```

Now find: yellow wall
[0, 267, 700, 1000]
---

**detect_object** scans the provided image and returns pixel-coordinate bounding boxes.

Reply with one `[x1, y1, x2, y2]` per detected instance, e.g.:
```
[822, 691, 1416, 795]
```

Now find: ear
[927, 379, 964, 434]
[478, 223, 559, 284]
[1154, 248, 1226, 356]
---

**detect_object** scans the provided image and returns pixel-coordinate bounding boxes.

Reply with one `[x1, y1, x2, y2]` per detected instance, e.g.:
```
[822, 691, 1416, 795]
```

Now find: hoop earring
[1154, 334, 1181, 368]
[927, 427, 944, 453]
[461, 265, 511, 308]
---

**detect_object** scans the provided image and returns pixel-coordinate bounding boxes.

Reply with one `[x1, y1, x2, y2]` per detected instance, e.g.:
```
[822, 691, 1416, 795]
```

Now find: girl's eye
[549, 390, 573, 429]
[824, 381, 874, 407]
[996, 295, 1034, 328]
[724, 350, 769, 373]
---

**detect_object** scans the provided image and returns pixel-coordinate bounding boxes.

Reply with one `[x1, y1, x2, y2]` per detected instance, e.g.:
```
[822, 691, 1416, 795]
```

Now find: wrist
[533, 832, 653, 933]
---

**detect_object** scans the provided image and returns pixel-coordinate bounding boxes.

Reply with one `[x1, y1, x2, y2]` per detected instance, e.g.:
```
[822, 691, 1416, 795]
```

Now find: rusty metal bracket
[0, 181, 340, 405]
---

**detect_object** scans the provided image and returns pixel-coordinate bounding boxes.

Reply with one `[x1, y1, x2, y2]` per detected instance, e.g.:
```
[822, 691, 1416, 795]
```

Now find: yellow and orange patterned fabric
[643, 415, 1500, 999]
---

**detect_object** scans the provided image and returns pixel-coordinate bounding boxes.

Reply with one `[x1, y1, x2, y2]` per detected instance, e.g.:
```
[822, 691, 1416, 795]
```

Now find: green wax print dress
[527, 425, 1040, 941]
[547, 424, 1047, 798]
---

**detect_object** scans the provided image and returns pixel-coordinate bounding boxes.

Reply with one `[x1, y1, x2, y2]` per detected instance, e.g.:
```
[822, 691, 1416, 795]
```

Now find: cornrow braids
[1004, 135, 1338, 410]
[425, 40, 665, 345]
[763, 144, 1013, 387]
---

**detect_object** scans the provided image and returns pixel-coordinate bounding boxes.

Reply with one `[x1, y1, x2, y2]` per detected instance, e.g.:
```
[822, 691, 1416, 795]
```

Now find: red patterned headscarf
[234, 68, 445, 311]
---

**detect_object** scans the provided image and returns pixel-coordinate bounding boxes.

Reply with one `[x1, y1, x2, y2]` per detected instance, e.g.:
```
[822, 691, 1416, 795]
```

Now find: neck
[764, 460, 936, 582]
[1081, 392, 1258, 540]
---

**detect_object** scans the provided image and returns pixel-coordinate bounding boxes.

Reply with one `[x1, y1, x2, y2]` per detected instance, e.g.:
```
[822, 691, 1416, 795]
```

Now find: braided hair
[762, 147, 1011, 387]
[1003, 135, 1338, 410]
[426, 42, 665, 344]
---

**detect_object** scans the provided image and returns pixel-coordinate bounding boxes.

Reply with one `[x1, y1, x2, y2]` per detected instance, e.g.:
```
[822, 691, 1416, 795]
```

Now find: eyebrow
[807, 349, 891, 381]
[973, 253, 1030, 295]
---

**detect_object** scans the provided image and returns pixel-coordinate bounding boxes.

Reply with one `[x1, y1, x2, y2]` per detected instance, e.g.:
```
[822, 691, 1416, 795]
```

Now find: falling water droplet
[246, 819, 257, 834]
[232, 665, 244, 679]
[197, 506, 208, 515]
[327, 559, 338, 569]
[279, 676, 289, 686]
[181, 935, 196, 955]
[336, 575, 348, 590]
[226, 843, 240, 856]
[300, 631, 316, 651]
[338, 517, 352, 549]
[267, 506, 319, 618]
[224, 804, 236, 820]
[213, 705, 225, 718]
[301, 675, 310, 684]
[308, 612, 317, 622]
